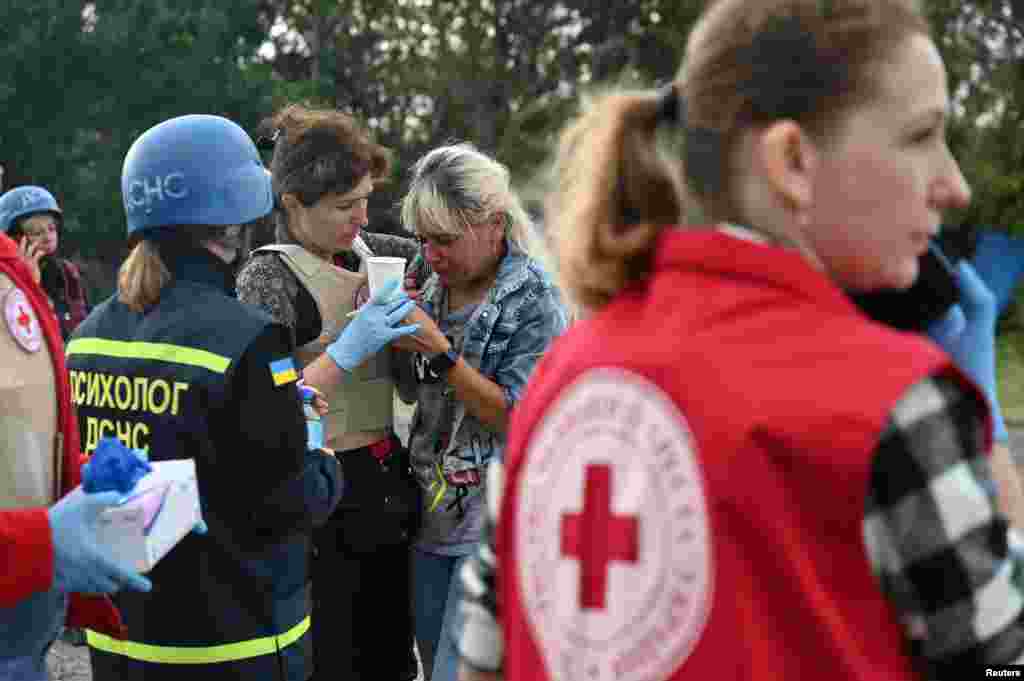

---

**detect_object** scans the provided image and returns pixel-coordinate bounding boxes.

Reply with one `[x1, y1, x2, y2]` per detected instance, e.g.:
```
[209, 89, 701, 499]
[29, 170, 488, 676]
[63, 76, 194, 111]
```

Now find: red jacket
[499, 229, 985, 680]
[0, 232, 124, 636]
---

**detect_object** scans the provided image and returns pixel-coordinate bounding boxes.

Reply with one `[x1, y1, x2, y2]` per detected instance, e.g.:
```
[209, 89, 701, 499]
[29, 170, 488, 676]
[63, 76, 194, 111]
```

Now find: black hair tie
[255, 128, 281, 152]
[654, 83, 724, 195]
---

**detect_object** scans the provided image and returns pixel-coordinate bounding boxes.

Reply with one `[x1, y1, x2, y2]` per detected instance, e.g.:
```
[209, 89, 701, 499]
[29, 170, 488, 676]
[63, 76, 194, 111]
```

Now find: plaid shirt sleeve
[456, 458, 504, 673]
[864, 372, 1024, 676]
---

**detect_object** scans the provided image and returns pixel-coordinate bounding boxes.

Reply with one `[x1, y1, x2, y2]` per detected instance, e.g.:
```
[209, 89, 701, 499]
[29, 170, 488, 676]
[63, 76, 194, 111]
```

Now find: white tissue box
[95, 459, 201, 573]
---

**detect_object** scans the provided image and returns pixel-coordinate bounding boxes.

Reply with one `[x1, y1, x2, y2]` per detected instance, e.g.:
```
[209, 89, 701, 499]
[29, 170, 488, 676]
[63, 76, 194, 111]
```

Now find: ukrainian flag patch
[269, 357, 298, 386]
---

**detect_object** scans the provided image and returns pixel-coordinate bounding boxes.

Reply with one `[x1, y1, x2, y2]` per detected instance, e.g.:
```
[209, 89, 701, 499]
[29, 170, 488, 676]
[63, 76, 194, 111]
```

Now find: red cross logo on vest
[517, 369, 713, 681]
[4, 287, 42, 353]
[560, 464, 638, 610]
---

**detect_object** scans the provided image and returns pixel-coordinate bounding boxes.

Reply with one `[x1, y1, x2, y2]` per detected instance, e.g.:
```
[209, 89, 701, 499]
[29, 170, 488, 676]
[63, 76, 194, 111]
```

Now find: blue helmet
[0, 186, 62, 233]
[121, 114, 272, 237]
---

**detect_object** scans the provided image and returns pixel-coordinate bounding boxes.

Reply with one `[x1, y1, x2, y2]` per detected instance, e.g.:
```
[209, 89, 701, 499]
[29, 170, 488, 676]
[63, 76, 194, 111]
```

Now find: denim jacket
[397, 241, 568, 469]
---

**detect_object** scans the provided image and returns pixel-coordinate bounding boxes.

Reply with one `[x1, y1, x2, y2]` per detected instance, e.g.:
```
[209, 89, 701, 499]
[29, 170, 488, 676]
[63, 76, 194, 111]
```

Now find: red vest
[499, 229, 989, 680]
[0, 233, 123, 637]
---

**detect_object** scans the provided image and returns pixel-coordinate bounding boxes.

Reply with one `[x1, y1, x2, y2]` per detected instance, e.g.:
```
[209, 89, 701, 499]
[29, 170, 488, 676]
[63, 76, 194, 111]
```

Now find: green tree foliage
[1, 0, 1021, 271]
[254, 1, 705, 226]
[925, 0, 1024, 232]
[0, 0, 274, 260]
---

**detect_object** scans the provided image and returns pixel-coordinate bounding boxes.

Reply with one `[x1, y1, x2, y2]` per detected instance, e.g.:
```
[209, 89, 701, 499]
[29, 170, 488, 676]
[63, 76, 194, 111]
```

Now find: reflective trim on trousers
[84, 615, 310, 664]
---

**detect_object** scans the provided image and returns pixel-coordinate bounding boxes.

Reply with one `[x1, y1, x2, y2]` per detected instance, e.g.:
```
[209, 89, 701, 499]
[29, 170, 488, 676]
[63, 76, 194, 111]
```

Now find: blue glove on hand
[48, 487, 153, 594]
[326, 278, 420, 371]
[927, 261, 1008, 442]
[926, 303, 965, 342]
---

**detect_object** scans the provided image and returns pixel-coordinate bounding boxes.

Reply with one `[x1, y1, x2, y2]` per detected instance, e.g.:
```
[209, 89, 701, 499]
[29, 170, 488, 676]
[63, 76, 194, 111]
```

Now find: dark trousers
[310, 537, 417, 681]
[309, 442, 420, 681]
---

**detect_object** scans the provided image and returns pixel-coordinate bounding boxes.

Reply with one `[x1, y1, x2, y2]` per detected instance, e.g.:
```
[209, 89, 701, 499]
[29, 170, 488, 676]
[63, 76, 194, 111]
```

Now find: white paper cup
[366, 257, 407, 300]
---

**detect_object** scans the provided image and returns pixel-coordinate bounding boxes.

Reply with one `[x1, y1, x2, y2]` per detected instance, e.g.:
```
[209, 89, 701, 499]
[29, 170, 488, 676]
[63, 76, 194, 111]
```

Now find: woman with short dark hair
[236, 103, 421, 681]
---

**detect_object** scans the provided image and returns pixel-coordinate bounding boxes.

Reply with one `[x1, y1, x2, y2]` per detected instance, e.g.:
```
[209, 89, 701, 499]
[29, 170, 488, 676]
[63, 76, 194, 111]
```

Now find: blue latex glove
[85, 438, 208, 535]
[927, 261, 1008, 442]
[47, 487, 153, 594]
[927, 303, 965, 341]
[81, 437, 151, 495]
[326, 278, 419, 371]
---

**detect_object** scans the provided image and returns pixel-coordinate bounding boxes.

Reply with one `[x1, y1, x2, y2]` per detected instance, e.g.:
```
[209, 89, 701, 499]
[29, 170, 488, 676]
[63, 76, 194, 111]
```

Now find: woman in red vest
[457, 0, 1024, 678]
[0, 230, 147, 678]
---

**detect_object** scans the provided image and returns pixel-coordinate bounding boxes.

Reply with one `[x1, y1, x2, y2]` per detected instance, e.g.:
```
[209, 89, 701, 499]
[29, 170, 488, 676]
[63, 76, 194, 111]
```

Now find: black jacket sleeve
[208, 323, 344, 544]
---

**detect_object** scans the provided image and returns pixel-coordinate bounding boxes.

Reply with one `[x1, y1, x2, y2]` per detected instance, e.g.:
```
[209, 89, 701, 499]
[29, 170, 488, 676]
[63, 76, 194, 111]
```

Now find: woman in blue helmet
[65, 114, 418, 681]
[0, 186, 91, 340]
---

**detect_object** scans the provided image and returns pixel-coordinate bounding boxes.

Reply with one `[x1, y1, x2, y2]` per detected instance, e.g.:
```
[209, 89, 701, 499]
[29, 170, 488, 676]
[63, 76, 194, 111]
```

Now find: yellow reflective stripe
[428, 461, 447, 512]
[67, 338, 231, 374]
[84, 615, 310, 664]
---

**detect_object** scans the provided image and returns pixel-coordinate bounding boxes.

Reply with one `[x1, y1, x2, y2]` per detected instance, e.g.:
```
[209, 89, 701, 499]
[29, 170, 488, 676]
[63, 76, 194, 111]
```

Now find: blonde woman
[394, 143, 567, 681]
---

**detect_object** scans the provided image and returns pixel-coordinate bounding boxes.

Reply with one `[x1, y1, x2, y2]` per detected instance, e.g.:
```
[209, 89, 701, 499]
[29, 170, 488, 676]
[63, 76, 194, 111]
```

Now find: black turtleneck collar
[167, 246, 237, 296]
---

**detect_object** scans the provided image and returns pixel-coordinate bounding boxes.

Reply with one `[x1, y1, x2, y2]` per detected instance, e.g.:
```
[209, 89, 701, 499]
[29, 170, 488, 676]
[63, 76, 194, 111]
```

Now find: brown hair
[547, 0, 929, 311]
[546, 91, 684, 311]
[264, 104, 391, 211]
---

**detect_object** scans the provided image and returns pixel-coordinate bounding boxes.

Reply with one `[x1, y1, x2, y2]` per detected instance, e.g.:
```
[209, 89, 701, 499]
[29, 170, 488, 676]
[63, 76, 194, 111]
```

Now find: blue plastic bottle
[299, 386, 324, 450]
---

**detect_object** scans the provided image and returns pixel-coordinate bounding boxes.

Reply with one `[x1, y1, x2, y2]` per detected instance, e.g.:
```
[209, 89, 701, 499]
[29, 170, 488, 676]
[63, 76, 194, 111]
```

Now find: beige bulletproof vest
[255, 245, 392, 451]
[0, 273, 61, 509]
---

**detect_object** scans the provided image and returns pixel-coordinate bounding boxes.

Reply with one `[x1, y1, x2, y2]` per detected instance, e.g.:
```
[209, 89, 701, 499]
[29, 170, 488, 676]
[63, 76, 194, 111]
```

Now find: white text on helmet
[125, 172, 189, 212]
[19, 189, 50, 209]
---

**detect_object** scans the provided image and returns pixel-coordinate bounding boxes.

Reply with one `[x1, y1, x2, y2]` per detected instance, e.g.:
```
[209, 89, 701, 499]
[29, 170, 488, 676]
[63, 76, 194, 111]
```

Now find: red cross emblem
[4, 288, 41, 353]
[560, 464, 639, 610]
[519, 371, 712, 680]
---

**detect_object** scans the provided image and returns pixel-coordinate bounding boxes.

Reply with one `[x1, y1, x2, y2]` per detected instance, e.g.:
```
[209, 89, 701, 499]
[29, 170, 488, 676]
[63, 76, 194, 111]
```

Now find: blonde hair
[546, 0, 930, 312]
[401, 143, 543, 260]
[117, 225, 236, 312]
[117, 240, 170, 313]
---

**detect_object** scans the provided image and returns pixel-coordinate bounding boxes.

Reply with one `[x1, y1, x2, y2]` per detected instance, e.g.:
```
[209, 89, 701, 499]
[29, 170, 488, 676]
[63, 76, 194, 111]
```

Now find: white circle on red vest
[517, 368, 712, 681]
[4, 287, 42, 353]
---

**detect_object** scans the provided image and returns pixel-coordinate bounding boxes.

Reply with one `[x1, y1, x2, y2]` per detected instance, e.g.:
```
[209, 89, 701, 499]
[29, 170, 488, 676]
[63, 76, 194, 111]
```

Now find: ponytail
[546, 90, 685, 312]
[117, 240, 170, 312]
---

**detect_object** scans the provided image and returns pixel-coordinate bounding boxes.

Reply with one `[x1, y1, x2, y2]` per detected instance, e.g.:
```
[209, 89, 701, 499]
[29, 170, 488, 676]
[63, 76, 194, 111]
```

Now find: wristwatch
[428, 347, 459, 376]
